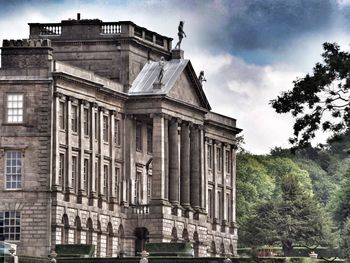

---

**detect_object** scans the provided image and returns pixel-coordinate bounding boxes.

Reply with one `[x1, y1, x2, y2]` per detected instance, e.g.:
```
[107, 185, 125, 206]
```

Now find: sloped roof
[129, 59, 211, 110]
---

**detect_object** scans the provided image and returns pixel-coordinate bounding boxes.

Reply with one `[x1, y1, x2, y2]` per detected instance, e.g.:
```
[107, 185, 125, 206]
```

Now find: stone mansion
[0, 15, 241, 257]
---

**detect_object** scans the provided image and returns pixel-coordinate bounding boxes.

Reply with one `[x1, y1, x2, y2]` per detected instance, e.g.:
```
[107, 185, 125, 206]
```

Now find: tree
[242, 174, 332, 256]
[271, 43, 350, 147]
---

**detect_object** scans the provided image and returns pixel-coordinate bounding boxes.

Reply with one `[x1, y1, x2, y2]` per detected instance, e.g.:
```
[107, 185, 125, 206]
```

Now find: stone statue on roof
[198, 70, 207, 85]
[174, 21, 186, 50]
[157, 56, 165, 83]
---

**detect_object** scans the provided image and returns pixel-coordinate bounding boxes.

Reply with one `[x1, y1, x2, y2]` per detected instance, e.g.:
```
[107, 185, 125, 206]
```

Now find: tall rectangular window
[136, 122, 142, 151]
[225, 150, 231, 174]
[71, 105, 78, 132]
[227, 193, 232, 222]
[84, 159, 89, 192]
[147, 126, 152, 153]
[95, 160, 99, 194]
[103, 164, 109, 198]
[103, 116, 109, 142]
[83, 108, 89, 136]
[115, 167, 120, 201]
[135, 171, 141, 204]
[147, 175, 152, 203]
[0, 211, 20, 241]
[217, 191, 222, 220]
[59, 153, 65, 187]
[5, 151, 22, 190]
[208, 189, 213, 219]
[72, 156, 77, 193]
[217, 147, 222, 172]
[59, 102, 65, 130]
[207, 144, 212, 169]
[95, 112, 98, 140]
[114, 119, 121, 146]
[7, 94, 23, 123]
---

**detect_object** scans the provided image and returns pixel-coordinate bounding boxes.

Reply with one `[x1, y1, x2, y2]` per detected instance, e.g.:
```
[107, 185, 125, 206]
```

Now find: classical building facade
[0, 15, 241, 257]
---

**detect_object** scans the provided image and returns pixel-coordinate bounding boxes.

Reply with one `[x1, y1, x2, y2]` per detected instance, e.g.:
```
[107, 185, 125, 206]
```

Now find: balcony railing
[101, 23, 122, 34]
[39, 24, 61, 35]
[131, 204, 149, 214]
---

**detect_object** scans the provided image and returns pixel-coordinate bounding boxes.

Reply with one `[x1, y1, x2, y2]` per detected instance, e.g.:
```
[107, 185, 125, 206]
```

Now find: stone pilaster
[66, 97, 73, 191]
[53, 94, 60, 189]
[180, 121, 190, 208]
[168, 118, 180, 205]
[110, 110, 117, 205]
[89, 103, 97, 204]
[190, 125, 200, 210]
[78, 101, 85, 199]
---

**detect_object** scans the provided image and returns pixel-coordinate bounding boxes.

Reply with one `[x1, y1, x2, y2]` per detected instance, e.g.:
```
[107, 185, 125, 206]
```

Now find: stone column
[99, 108, 104, 197]
[110, 110, 117, 204]
[164, 117, 169, 200]
[180, 121, 190, 208]
[66, 97, 73, 191]
[90, 103, 97, 200]
[231, 146, 237, 223]
[213, 140, 218, 223]
[168, 118, 180, 205]
[223, 144, 228, 224]
[53, 93, 61, 189]
[151, 113, 166, 203]
[190, 125, 200, 210]
[78, 101, 85, 198]
[199, 127, 206, 212]
[204, 137, 209, 213]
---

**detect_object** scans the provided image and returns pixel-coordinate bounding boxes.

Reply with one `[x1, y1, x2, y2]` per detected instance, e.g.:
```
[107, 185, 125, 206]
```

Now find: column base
[149, 199, 172, 214]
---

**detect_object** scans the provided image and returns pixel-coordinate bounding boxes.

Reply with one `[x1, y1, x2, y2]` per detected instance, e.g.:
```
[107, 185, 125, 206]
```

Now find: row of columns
[53, 92, 123, 205]
[151, 114, 204, 212]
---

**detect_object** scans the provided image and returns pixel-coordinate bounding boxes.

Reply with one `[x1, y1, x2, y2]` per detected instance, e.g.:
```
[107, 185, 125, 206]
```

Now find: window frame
[5, 150, 23, 190]
[136, 122, 142, 152]
[6, 93, 24, 124]
[83, 108, 89, 137]
[0, 211, 21, 241]
[147, 126, 153, 154]
[58, 101, 66, 130]
[71, 104, 78, 133]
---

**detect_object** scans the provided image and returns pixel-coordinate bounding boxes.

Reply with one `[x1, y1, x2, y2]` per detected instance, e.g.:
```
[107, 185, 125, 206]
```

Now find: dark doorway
[134, 227, 149, 256]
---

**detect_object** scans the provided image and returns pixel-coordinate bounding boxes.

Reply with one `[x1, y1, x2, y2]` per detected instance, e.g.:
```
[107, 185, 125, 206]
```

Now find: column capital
[92, 102, 99, 108]
[204, 137, 210, 143]
[81, 99, 90, 107]
[54, 91, 64, 99]
[150, 112, 168, 119]
[110, 109, 117, 116]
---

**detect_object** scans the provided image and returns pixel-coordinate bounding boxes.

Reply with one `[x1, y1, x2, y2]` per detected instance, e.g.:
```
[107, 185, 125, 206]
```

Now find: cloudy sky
[1, 0, 350, 154]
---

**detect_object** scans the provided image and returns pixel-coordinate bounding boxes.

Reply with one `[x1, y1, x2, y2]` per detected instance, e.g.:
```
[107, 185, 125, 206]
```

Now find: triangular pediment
[168, 70, 202, 107]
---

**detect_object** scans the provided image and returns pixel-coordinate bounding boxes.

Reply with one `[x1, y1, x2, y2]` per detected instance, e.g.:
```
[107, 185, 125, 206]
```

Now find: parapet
[1, 39, 53, 69]
[2, 39, 51, 48]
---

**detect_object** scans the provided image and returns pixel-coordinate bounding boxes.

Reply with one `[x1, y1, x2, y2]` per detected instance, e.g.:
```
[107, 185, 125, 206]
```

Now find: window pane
[7, 94, 23, 123]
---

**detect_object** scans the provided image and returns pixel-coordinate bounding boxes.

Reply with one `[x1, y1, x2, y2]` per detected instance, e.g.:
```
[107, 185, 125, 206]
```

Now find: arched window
[210, 241, 216, 257]
[86, 218, 93, 244]
[61, 214, 69, 244]
[182, 228, 189, 242]
[193, 231, 199, 257]
[74, 216, 82, 244]
[171, 227, 178, 242]
[220, 242, 225, 257]
[118, 224, 125, 256]
[106, 223, 114, 257]
[96, 221, 102, 257]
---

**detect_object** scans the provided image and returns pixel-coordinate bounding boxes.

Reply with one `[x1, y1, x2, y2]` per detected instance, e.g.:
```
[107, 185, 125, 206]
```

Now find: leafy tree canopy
[271, 43, 350, 147]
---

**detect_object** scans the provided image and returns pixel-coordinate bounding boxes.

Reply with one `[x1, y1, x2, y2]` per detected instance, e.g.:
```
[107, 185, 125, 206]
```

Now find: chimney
[77, 13, 81, 20]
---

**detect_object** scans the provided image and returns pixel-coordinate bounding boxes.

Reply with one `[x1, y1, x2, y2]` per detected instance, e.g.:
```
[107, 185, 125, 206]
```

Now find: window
[84, 159, 89, 192]
[0, 211, 20, 241]
[59, 153, 65, 187]
[114, 119, 121, 146]
[59, 102, 65, 129]
[207, 144, 212, 169]
[208, 189, 213, 219]
[94, 112, 99, 139]
[71, 105, 78, 132]
[217, 191, 222, 220]
[5, 151, 22, 190]
[83, 109, 89, 136]
[103, 116, 109, 142]
[72, 156, 77, 193]
[135, 171, 141, 204]
[7, 94, 23, 123]
[95, 160, 99, 194]
[225, 150, 231, 174]
[136, 122, 142, 151]
[103, 164, 109, 198]
[147, 174, 152, 203]
[115, 167, 120, 201]
[217, 147, 222, 172]
[227, 193, 232, 222]
[147, 126, 152, 153]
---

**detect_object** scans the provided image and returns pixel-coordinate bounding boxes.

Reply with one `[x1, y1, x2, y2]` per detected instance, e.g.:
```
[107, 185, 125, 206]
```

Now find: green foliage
[339, 218, 350, 260]
[271, 42, 350, 147]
